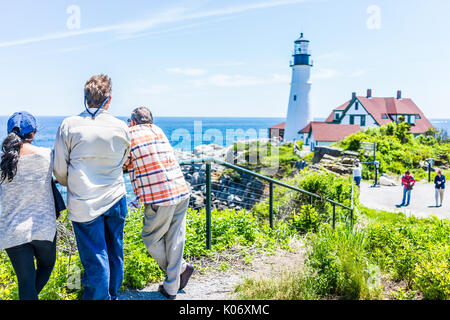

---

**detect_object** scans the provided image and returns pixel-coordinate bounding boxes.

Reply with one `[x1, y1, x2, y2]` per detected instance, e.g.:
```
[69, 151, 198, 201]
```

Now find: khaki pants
[435, 188, 444, 206]
[142, 197, 190, 296]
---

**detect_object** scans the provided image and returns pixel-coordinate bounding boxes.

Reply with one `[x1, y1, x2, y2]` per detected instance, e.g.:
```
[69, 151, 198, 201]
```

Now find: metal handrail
[180, 157, 354, 249]
[180, 157, 352, 210]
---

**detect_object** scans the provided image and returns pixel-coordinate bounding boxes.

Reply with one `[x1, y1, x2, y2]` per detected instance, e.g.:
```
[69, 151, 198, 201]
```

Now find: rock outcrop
[181, 163, 266, 211]
[311, 147, 360, 176]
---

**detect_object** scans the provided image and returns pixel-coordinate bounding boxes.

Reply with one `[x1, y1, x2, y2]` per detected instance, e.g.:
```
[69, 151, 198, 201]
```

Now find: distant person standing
[434, 170, 446, 207]
[0, 112, 57, 300]
[353, 159, 362, 188]
[400, 170, 415, 206]
[125, 107, 192, 300]
[53, 75, 131, 300]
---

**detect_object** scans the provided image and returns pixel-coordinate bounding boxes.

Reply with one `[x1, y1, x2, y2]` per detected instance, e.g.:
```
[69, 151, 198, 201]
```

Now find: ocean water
[0, 115, 448, 207]
[429, 118, 450, 134]
[0, 115, 284, 205]
[0, 116, 285, 151]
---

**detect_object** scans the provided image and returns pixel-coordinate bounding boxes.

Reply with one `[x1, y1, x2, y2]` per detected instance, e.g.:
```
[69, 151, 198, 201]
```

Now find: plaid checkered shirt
[127, 124, 190, 206]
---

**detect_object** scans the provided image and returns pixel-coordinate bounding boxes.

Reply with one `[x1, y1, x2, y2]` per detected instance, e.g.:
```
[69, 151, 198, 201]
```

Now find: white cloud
[190, 73, 290, 87]
[311, 68, 366, 80]
[167, 67, 207, 76]
[0, 0, 311, 48]
[312, 68, 340, 80]
[347, 69, 366, 78]
[135, 85, 170, 94]
[273, 73, 291, 83]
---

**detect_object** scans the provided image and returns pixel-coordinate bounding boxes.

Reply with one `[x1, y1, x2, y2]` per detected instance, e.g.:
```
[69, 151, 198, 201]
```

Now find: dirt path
[119, 238, 306, 300]
[359, 181, 448, 219]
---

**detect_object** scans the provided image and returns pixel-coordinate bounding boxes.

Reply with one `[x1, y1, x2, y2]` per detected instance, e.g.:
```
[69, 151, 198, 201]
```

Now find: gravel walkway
[119, 239, 305, 300]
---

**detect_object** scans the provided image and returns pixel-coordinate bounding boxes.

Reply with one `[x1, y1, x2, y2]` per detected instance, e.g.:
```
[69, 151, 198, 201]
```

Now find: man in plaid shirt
[126, 107, 193, 299]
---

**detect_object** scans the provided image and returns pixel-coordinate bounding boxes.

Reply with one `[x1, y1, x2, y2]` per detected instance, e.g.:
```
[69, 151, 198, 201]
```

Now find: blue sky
[0, 0, 449, 118]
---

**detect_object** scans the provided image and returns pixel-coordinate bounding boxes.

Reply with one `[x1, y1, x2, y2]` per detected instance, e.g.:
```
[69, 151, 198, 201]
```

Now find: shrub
[288, 205, 319, 234]
[362, 207, 450, 299]
[336, 121, 450, 180]
[305, 225, 382, 299]
[413, 244, 450, 300]
[0, 204, 294, 299]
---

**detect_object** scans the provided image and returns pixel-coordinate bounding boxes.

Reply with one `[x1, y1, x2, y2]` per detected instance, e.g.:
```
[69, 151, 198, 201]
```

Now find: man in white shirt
[53, 74, 131, 300]
[353, 159, 363, 188]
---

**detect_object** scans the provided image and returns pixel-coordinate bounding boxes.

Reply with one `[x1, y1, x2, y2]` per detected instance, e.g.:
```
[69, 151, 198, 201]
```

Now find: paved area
[359, 181, 448, 220]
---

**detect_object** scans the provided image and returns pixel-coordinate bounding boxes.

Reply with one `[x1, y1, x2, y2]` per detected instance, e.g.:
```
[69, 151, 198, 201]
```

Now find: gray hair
[131, 107, 153, 125]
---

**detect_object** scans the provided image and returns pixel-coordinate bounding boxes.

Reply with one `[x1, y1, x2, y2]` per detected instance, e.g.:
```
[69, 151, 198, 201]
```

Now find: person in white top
[0, 112, 57, 300]
[53, 74, 131, 300]
[353, 159, 363, 188]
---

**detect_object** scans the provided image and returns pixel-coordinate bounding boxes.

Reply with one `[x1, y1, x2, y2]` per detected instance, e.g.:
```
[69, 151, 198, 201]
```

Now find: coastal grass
[0, 205, 295, 300]
[232, 141, 301, 178]
[234, 205, 450, 300]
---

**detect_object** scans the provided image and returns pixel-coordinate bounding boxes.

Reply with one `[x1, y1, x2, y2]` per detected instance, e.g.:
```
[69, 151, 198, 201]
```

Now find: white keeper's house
[269, 34, 434, 150]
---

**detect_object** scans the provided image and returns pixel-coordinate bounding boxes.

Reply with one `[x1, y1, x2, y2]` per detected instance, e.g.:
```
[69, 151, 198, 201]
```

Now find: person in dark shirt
[434, 170, 446, 207]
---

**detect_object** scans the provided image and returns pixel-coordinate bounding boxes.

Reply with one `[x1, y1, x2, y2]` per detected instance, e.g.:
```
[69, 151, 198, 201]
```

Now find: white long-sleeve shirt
[53, 108, 131, 223]
[353, 163, 362, 178]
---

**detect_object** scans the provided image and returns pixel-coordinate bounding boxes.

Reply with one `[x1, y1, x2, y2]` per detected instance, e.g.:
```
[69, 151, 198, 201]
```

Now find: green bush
[362, 207, 450, 298]
[0, 204, 295, 299]
[288, 205, 319, 234]
[305, 225, 382, 299]
[336, 122, 450, 180]
[413, 244, 450, 300]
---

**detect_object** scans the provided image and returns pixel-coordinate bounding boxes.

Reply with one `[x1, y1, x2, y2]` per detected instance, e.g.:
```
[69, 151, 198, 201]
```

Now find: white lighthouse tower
[284, 33, 313, 142]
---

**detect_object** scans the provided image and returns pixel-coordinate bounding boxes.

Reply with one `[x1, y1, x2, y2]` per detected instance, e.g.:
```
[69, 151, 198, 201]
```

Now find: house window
[293, 95, 297, 101]
[410, 115, 416, 125]
[360, 115, 366, 126]
[350, 115, 355, 125]
[355, 102, 359, 111]
[334, 112, 340, 121]
[416, 114, 421, 119]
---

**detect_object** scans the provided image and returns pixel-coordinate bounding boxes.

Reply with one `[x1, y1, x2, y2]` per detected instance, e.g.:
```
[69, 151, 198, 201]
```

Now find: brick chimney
[397, 90, 402, 99]
[352, 92, 356, 99]
[367, 89, 372, 98]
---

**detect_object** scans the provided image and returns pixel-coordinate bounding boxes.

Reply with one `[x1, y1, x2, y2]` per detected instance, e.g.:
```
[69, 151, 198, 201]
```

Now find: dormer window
[355, 101, 359, 111]
[334, 111, 342, 121]
[416, 114, 421, 119]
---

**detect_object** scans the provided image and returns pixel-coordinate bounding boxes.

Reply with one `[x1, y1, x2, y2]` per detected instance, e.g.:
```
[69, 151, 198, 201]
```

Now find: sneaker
[179, 264, 195, 290]
[158, 285, 176, 300]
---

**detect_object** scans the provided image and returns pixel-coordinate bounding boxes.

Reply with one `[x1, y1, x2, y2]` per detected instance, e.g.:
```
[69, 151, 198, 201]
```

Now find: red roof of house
[324, 100, 351, 122]
[325, 96, 434, 134]
[299, 122, 361, 142]
[269, 121, 286, 129]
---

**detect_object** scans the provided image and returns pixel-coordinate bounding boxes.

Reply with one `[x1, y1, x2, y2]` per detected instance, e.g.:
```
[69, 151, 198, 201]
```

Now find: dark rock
[313, 147, 343, 164]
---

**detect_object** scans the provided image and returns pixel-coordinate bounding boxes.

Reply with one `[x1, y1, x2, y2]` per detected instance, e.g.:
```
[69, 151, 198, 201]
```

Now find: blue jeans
[401, 187, 411, 206]
[354, 176, 362, 187]
[72, 197, 128, 300]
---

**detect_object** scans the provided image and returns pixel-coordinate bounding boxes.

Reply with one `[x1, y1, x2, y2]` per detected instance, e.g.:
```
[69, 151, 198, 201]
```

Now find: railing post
[206, 162, 212, 250]
[350, 209, 354, 230]
[269, 182, 274, 229]
[332, 203, 336, 229]
[310, 194, 313, 205]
